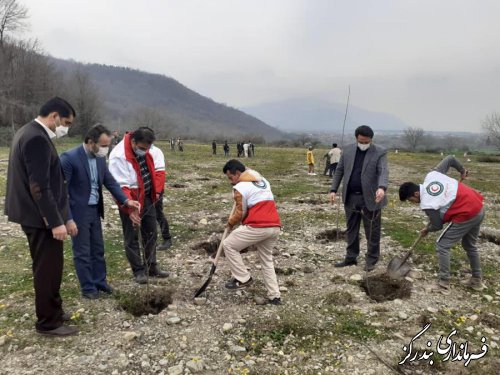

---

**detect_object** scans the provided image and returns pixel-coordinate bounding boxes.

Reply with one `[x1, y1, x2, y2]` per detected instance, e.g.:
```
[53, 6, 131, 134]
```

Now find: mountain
[50, 58, 288, 141]
[242, 97, 410, 133]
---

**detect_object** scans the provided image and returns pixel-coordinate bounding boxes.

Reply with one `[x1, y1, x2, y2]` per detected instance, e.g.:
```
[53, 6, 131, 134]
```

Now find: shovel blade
[387, 256, 412, 279]
[193, 264, 217, 298]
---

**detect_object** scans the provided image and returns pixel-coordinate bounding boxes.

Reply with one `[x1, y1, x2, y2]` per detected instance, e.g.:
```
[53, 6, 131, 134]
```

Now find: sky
[18, 0, 500, 132]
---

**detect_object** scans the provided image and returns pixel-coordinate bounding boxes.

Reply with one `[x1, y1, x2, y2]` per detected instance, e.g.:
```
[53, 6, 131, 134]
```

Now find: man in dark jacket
[329, 125, 388, 271]
[5, 97, 78, 336]
[60, 124, 140, 299]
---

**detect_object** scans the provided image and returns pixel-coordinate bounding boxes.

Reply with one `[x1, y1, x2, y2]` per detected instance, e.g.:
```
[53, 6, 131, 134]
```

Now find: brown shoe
[464, 276, 485, 291]
[36, 325, 78, 337]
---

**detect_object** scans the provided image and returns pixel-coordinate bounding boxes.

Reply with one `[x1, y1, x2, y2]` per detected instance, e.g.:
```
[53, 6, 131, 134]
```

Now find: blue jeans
[72, 205, 107, 294]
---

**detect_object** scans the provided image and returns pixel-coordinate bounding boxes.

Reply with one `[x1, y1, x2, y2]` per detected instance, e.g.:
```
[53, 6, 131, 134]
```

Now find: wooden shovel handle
[400, 233, 424, 265]
[212, 203, 236, 266]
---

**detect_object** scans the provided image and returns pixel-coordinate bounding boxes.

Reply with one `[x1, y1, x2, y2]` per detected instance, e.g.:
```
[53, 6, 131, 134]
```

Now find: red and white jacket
[228, 169, 281, 228]
[108, 133, 165, 214]
[420, 171, 484, 223]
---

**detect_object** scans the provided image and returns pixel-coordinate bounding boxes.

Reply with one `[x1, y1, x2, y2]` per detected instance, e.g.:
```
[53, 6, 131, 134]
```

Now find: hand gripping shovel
[387, 233, 423, 279]
[193, 204, 235, 298]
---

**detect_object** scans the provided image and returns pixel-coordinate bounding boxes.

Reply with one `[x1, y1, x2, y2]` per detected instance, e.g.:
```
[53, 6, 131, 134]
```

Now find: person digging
[221, 159, 282, 305]
[399, 155, 485, 291]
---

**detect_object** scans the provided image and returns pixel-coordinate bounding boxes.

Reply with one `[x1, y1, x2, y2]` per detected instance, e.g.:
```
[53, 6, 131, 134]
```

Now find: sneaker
[97, 284, 114, 295]
[268, 297, 281, 305]
[225, 277, 253, 289]
[464, 276, 485, 291]
[157, 238, 172, 251]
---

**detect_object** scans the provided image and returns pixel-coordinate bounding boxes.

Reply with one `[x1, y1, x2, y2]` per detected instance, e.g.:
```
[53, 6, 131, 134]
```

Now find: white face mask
[357, 142, 371, 151]
[134, 148, 147, 157]
[96, 146, 109, 158]
[55, 125, 69, 138]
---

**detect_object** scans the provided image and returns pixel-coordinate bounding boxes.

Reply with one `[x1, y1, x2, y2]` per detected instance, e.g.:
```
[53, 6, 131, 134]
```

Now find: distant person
[307, 146, 316, 175]
[212, 140, 217, 155]
[243, 142, 249, 157]
[329, 125, 388, 272]
[223, 140, 230, 157]
[250, 142, 255, 156]
[399, 156, 485, 291]
[170, 138, 175, 151]
[237, 142, 243, 157]
[322, 151, 331, 176]
[248, 142, 253, 157]
[5, 97, 78, 336]
[108, 130, 121, 155]
[108, 128, 170, 284]
[60, 124, 140, 299]
[177, 138, 184, 152]
[327, 143, 342, 177]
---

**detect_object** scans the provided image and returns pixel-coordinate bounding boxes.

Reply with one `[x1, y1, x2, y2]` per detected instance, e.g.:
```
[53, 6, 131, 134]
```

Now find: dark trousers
[324, 162, 331, 176]
[344, 193, 381, 266]
[328, 163, 338, 177]
[71, 205, 106, 294]
[119, 196, 158, 275]
[155, 192, 171, 241]
[22, 226, 64, 331]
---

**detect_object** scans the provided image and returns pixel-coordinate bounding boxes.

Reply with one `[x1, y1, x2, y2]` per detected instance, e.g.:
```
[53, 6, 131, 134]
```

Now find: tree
[482, 112, 500, 149]
[0, 0, 29, 46]
[403, 127, 424, 152]
[66, 69, 102, 137]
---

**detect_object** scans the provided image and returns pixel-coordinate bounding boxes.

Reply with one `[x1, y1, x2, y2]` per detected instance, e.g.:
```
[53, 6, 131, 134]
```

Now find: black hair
[85, 123, 111, 144]
[132, 127, 156, 145]
[137, 126, 155, 136]
[223, 159, 246, 174]
[332, 143, 337, 147]
[355, 125, 374, 139]
[39, 97, 76, 118]
[399, 182, 419, 201]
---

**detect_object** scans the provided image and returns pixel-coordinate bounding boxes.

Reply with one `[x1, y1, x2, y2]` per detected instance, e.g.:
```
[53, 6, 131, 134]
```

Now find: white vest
[419, 171, 458, 211]
[234, 177, 274, 210]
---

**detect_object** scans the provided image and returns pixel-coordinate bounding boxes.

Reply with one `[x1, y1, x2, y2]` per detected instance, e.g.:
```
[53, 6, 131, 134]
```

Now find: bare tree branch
[0, 0, 29, 47]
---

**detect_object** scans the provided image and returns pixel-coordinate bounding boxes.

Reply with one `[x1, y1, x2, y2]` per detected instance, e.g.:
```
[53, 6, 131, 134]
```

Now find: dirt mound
[360, 273, 412, 302]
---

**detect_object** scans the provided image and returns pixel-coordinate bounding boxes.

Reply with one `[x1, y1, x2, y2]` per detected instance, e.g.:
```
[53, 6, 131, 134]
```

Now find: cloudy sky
[20, 0, 500, 132]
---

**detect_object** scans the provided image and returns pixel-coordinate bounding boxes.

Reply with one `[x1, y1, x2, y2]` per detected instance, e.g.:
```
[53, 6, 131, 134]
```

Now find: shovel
[193, 204, 235, 298]
[387, 233, 423, 279]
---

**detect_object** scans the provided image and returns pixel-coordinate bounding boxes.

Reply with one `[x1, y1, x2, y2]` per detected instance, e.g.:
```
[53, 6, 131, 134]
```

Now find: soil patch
[192, 239, 220, 255]
[170, 183, 187, 188]
[317, 229, 347, 242]
[116, 288, 174, 316]
[360, 273, 412, 302]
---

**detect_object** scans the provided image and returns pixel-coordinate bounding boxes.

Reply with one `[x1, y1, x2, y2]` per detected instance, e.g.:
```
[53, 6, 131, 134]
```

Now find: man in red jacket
[109, 127, 169, 284]
[222, 159, 282, 305]
[399, 156, 485, 291]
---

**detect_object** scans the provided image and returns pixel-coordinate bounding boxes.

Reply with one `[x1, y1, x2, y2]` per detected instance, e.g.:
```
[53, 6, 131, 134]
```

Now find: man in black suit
[5, 97, 79, 336]
[329, 125, 389, 271]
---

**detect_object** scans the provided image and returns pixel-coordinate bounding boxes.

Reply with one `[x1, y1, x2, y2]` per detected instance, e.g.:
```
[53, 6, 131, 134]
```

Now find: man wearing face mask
[5, 97, 78, 336]
[109, 127, 169, 284]
[60, 124, 141, 298]
[329, 125, 388, 271]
